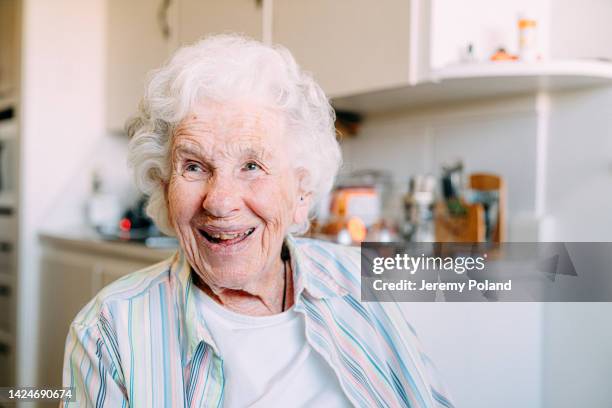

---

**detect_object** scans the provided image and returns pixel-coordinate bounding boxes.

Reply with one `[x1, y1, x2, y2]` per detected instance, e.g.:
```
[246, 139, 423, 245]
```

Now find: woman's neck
[193, 258, 294, 316]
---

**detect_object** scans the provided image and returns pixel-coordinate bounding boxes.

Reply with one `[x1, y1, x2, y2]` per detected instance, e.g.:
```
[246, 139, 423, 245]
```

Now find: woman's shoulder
[293, 237, 360, 267]
[291, 237, 361, 296]
[70, 255, 176, 329]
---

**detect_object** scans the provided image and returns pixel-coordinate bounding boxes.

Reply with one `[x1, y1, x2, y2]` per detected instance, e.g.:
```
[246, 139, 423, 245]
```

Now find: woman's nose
[202, 175, 241, 218]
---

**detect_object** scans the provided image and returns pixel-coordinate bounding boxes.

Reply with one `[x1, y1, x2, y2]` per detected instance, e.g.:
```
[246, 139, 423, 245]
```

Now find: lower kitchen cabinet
[37, 234, 174, 388]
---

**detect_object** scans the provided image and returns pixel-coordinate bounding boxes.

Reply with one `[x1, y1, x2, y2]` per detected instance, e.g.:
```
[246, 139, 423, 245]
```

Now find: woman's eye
[185, 163, 203, 173]
[243, 161, 262, 171]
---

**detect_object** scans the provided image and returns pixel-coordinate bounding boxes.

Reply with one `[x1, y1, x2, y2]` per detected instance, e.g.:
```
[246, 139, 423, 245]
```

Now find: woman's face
[167, 100, 309, 293]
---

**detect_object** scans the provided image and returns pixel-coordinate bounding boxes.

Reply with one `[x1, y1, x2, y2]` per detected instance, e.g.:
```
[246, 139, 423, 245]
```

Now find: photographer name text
[372, 279, 512, 292]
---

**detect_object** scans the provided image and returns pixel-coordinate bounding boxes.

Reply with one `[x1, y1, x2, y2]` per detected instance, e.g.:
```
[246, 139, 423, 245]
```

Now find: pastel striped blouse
[63, 236, 454, 407]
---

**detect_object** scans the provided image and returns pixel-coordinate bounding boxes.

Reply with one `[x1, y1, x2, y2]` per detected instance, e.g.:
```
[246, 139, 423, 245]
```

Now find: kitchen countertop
[39, 227, 177, 263]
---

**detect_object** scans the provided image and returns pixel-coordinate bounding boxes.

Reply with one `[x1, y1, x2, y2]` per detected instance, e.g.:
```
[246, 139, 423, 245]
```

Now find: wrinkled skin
[166, 100, 310, 316]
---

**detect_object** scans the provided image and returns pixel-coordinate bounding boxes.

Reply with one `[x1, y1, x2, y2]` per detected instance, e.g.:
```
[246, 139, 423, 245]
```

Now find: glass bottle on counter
[401, 175, 436, 242]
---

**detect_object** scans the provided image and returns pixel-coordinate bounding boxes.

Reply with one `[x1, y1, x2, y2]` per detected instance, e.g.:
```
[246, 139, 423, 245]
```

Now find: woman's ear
[293, 168, 312, 225]
[293, 192, 312, 225]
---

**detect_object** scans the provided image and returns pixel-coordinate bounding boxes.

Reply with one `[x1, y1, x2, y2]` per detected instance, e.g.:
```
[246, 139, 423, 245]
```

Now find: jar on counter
[518, 13, 538, 62]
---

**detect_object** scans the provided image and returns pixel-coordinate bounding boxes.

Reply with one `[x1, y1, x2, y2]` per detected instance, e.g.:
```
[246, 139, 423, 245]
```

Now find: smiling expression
[166, 100, 309, 295]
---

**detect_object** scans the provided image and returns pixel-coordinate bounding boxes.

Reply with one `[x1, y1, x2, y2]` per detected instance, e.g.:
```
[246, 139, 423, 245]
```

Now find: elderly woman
[63, 35, 452, 408]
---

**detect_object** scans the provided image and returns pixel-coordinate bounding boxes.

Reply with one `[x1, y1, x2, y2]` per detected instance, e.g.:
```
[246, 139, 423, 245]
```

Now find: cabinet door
[273, 0, 412, 98]
[107, 0, 172, 132]
[38, 251, 96, 388]
[38, 245, 168, 388]
[177, 0, 263, 46]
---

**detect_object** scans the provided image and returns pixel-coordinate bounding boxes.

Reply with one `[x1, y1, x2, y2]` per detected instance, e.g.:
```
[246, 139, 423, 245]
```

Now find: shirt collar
[284, 235, 349, 300]
[170, 250, 219, 363]
[170, 235, 349, 363]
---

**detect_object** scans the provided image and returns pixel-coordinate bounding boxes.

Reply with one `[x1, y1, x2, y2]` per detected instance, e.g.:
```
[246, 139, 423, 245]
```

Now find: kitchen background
[1, 0, 612, 407]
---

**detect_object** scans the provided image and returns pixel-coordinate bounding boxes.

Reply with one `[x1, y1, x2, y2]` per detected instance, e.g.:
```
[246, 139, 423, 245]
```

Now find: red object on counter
[119, 218, 132, 232]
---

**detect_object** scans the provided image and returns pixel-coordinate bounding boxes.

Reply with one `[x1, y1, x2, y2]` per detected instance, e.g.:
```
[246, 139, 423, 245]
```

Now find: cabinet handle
[0, 285, 10, 296]
[0, 242, 11, 253]
[157, 0, 171, 40]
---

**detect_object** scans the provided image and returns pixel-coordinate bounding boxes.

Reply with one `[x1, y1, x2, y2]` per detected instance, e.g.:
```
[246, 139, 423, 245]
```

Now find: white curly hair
[127, 34, 341, 236]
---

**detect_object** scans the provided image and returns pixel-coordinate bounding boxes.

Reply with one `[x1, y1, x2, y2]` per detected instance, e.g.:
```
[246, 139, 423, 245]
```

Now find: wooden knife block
[434, 173, 506, 243]
[434, 201, 486, 242]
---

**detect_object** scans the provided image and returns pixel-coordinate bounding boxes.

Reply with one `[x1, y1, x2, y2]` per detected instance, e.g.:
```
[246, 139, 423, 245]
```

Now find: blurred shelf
[332, 59, 612, 115]
[432, 59, 612, 80]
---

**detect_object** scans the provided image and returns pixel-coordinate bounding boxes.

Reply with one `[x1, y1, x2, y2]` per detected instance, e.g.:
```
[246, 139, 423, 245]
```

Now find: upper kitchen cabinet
[106, 0, 172, 132]
[272, 0, 418, 98]
[177, 0, 263, 46]
[106, 0, 264, 132]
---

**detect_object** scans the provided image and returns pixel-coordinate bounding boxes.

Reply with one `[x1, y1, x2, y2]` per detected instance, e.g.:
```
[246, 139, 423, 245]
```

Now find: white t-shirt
[194, 288, 353, 408]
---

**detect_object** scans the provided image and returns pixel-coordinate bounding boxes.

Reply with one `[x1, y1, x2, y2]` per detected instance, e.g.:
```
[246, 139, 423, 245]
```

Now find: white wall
[539, 87, 612, 408]
[19, 0, 106, 386]
[42, 133, 136, 233]
[546, 87, 612, 241]
[550, 0, 612, 61]
[543, 303, 612, 408]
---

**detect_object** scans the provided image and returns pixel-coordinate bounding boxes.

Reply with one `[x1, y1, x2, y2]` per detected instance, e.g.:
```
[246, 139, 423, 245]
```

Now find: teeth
[208, 228, 254, 240]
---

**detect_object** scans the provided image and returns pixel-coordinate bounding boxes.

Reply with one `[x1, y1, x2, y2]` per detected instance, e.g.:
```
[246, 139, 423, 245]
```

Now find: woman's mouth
[199, 227, 256, 246]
